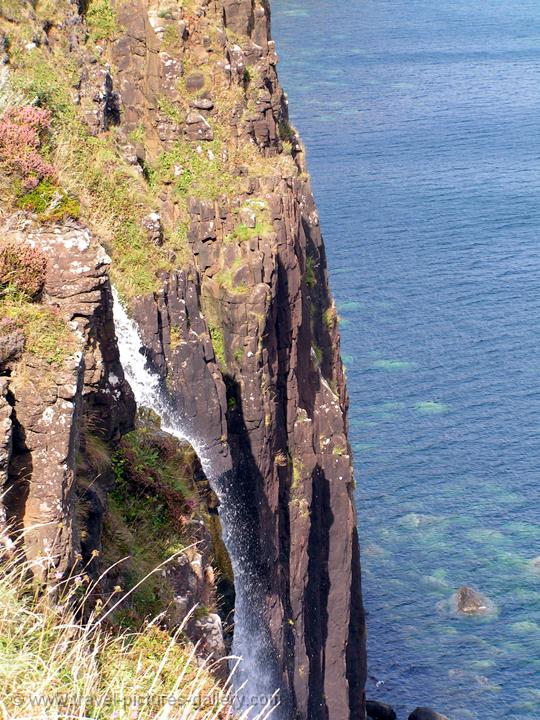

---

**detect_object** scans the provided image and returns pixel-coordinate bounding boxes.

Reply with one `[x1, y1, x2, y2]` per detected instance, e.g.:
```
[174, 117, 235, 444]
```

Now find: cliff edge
[0, 1, 367, 717]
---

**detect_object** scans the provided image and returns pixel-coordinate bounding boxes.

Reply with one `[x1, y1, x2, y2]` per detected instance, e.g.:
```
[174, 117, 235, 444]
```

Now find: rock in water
[409, 708, 450, 720]
[366, 699, 397, 719]
[455, 586, 490, 615]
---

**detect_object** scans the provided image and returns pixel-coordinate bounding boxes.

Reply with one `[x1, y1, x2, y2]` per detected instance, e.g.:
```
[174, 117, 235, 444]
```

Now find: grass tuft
[0, 527, 270, 720]
[0, 285, 77, 366]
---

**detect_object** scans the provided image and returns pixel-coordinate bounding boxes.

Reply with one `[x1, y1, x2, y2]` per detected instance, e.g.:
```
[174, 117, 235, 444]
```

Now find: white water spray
[112, 290, 286, 719]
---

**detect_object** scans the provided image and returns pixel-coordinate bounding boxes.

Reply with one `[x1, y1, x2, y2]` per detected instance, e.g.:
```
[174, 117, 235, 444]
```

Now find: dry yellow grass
[0, 528, 274, 720]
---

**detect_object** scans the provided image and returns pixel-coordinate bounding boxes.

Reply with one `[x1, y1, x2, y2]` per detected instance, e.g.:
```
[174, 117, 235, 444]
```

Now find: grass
[323, 305, 336, 330]
[157, 96, 185, 126]
[209, 325, 226, 369]
[157, 139, 242, 205]
[312, 342, 322, 365]
[170, 326, 182, 350]
[85, 0, 118, 42]
[0, 286, 77, 366]
[0, 0, 304, 307]
[225, 220, 273, 244]
[2, 50, 168, 301]
[0, 528, 262, 720]
[214, 259, 249, 295]
[103, 424, 201, 623]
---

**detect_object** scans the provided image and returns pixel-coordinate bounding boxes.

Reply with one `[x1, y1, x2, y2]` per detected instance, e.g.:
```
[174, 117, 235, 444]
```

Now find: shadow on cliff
[222, 373, 294, 717]
[4, 387, 31, 537]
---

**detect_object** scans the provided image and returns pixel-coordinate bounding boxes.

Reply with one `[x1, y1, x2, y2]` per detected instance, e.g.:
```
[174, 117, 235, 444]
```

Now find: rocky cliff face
[0, 216, 135, 580]
[0, 0, 367, 717]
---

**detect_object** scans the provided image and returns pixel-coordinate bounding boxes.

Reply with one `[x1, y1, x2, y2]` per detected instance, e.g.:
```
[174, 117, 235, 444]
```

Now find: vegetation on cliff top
[0, 0, 300, 304]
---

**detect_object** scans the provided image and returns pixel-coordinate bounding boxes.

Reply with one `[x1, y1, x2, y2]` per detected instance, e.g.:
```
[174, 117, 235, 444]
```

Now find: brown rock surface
[0, 218, 134, 582]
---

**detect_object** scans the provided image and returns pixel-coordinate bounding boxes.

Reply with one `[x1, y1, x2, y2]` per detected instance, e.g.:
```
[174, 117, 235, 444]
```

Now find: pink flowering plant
[0, 106, 56, 189]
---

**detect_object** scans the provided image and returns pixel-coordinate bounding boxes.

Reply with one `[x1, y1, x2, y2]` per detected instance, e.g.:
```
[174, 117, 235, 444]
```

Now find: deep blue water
[271, 2, 540, 718]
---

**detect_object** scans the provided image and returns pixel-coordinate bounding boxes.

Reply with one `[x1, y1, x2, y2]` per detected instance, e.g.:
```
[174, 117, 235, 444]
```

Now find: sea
[271, 1, 540, 718]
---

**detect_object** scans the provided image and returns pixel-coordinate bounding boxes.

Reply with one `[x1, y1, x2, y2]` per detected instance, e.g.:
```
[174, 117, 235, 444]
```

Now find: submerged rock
[366, 699, 397, 719]
[454, 586, 492, 615]
[409, 708, 449, 720]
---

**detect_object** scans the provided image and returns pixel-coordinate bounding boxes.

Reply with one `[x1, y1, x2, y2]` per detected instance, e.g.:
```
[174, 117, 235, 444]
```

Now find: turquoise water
[272, 2, 540, 718]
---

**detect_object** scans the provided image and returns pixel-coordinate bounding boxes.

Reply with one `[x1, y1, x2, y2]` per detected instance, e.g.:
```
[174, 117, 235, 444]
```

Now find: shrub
[0, 240, 47, 298]
[0, 105, 55, 188]
[107, 426, 199, 621]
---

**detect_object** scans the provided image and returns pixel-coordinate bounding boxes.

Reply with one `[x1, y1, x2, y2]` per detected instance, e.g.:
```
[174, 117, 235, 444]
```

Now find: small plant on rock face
[0, 106, 55, 189]
[305, 255, 317, 288]
[274, 451, 288, 467]
[209, 325, 226, 369]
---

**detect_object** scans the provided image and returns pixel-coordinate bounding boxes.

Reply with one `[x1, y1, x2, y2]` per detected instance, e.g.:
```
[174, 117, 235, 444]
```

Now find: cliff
[0, 1, 367, 718]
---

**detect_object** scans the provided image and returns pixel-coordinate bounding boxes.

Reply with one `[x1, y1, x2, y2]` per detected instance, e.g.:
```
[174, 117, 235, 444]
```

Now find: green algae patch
[337, 300, 363, 313]
[415, 400, 451, 414]
[373, 359, 417, 371]
[352, 442, 378, 454]
[466, 528, 506, 544]
[510, 621, 540, 635]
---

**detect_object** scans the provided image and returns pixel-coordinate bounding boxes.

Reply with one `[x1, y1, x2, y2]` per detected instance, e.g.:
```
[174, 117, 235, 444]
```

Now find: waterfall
[112, 290, 285, 720]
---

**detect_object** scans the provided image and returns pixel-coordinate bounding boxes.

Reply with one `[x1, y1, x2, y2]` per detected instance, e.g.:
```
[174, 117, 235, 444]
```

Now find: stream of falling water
[111, 290, 284, 719]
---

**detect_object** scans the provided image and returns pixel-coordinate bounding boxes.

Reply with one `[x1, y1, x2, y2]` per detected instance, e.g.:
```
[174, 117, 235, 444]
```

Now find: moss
[85, 0, 118, 42]
[16, 179, 80, 221]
